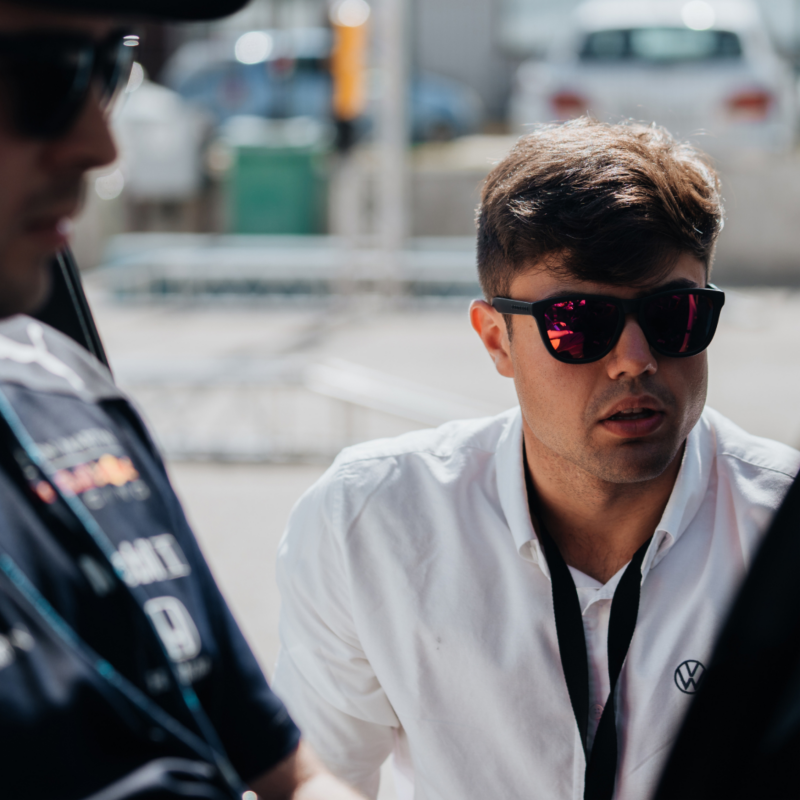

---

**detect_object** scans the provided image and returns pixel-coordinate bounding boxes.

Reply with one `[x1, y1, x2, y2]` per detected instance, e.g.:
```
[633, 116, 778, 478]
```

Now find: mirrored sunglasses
[492, 285, 726, 364]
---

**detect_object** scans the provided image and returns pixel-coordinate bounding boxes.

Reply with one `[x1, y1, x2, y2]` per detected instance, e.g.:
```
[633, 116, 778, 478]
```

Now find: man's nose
[606, 315, 657, 379]
[43, 85, 118, 172]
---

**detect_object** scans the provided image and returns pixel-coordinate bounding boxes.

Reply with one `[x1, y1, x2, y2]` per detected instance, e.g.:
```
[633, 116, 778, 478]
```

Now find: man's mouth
[600, 399, 666, 438]
[23, 212, 76, 250]
[605, 408, 658, 422]
[21, 179, 83, 251]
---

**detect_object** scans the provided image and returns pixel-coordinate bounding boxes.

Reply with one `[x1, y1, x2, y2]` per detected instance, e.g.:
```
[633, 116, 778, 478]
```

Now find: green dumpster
[222, 117, 330, 235]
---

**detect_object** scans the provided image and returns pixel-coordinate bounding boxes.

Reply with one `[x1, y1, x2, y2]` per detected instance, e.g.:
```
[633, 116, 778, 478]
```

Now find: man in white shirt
[273, 118, 800, 800]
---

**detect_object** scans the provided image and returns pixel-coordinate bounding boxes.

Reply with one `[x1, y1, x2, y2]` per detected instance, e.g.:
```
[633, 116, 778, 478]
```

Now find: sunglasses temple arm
[491, 298, 535, 315]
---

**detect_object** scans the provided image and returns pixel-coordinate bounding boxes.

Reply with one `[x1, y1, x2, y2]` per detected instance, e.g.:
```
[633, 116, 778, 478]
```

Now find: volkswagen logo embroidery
[674, 660, 706, 694]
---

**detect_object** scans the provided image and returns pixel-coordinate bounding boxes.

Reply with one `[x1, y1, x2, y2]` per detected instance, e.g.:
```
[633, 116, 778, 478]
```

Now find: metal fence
[116, 355, 497, 462]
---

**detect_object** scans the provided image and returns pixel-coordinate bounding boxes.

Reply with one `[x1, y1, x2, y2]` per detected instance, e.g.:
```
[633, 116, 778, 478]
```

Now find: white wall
[412, 0, 513, 119]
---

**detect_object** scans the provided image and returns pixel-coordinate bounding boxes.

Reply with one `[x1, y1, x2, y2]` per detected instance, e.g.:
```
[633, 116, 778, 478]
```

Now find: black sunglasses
[492, 285, 725, 364]
[0, 30, 137, 139]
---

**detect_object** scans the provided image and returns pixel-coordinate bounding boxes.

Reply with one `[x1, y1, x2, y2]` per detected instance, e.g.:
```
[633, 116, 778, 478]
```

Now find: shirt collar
[644, 410, 713, 572]
[495, 407, 551, 577]
[495, 406, 715, 580]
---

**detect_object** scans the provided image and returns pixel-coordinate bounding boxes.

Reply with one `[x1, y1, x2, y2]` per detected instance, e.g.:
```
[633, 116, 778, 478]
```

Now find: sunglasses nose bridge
[607, 309, 658, 375]
[616, 296, 654, 347]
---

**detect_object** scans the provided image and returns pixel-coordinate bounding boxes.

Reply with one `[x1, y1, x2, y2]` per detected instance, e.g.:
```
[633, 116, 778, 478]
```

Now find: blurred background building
[75, 0, 800, 254]
[135, 0, 800, 127]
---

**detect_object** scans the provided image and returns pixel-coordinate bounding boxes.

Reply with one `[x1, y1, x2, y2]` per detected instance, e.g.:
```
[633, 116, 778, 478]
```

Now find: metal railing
[95, 234, 481, 299]
[115, 355, 500, 462]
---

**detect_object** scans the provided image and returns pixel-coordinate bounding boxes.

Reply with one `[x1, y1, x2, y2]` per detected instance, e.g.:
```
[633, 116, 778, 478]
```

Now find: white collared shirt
[274, 407, 800, 800]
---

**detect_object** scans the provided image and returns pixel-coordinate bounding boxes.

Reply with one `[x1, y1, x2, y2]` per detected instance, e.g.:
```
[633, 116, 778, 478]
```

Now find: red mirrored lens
[643, 292, 713, 355]
[544, 298, 619, 361]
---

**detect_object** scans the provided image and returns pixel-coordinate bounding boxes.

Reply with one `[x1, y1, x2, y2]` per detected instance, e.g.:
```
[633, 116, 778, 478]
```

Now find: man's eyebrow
[539, 277, 700, 301]
[638, 278, 700, 295]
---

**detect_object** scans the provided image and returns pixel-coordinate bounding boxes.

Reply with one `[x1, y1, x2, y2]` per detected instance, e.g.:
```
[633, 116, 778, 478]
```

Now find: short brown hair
[477, 117, 723, 301]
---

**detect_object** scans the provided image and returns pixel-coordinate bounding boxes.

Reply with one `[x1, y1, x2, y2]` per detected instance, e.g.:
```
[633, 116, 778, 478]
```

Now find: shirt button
[593, 704, 604, 720]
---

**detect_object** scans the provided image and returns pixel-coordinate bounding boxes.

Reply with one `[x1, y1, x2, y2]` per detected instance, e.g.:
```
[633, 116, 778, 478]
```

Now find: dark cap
[19, 0, 251, 22]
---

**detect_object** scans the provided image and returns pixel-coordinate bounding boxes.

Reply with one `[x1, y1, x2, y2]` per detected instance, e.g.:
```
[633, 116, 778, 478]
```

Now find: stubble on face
[519, 368, 707, 488]
[0, 174, 88, 317]
[0, 161, 86, 317]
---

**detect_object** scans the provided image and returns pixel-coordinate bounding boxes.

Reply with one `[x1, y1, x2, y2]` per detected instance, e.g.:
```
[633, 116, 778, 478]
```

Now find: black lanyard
[525, 465, 651, 800]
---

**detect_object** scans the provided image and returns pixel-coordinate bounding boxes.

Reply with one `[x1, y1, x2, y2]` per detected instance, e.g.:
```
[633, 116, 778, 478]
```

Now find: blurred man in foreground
[655, 466, 800, 799]
[0, 1, 364, 798]
[273, 118, 800, 800]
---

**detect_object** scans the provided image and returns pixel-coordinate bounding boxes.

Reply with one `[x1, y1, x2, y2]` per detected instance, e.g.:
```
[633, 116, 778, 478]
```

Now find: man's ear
[469, 300, 515, 378]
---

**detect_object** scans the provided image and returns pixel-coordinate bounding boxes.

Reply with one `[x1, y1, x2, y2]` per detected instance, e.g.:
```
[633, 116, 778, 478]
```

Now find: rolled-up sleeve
[273, 467, 399, 800]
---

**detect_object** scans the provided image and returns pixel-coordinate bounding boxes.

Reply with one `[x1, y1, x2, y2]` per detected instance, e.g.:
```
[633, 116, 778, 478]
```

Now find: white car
[509, 0, 798, 157]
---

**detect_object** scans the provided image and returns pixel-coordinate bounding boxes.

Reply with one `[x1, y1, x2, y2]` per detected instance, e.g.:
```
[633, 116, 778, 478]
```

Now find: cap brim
[20, 0, 251, 22]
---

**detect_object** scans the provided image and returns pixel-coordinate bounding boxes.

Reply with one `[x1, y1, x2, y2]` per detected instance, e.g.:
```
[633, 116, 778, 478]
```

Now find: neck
[524, 427, 683, 584]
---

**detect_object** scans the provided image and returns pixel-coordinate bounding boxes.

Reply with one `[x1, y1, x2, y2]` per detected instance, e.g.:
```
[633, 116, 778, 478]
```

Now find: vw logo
[674, 660, 706, 694]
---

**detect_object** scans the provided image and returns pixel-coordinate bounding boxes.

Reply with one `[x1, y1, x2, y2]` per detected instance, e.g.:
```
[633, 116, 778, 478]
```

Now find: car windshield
[580, 28, 742, 62]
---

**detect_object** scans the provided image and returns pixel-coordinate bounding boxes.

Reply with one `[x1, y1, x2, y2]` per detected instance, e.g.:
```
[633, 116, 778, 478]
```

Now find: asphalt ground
[86, 284, 800, 798]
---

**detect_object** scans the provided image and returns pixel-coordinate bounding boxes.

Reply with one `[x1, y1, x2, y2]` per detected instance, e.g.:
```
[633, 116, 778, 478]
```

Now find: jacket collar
[0, 315, 122, 402]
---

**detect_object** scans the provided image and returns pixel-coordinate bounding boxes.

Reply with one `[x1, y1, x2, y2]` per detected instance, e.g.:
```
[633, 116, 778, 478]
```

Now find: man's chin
[585, 440, 684, 485]
[0, 255, 54, 319]
[26, 261, 55, 315]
